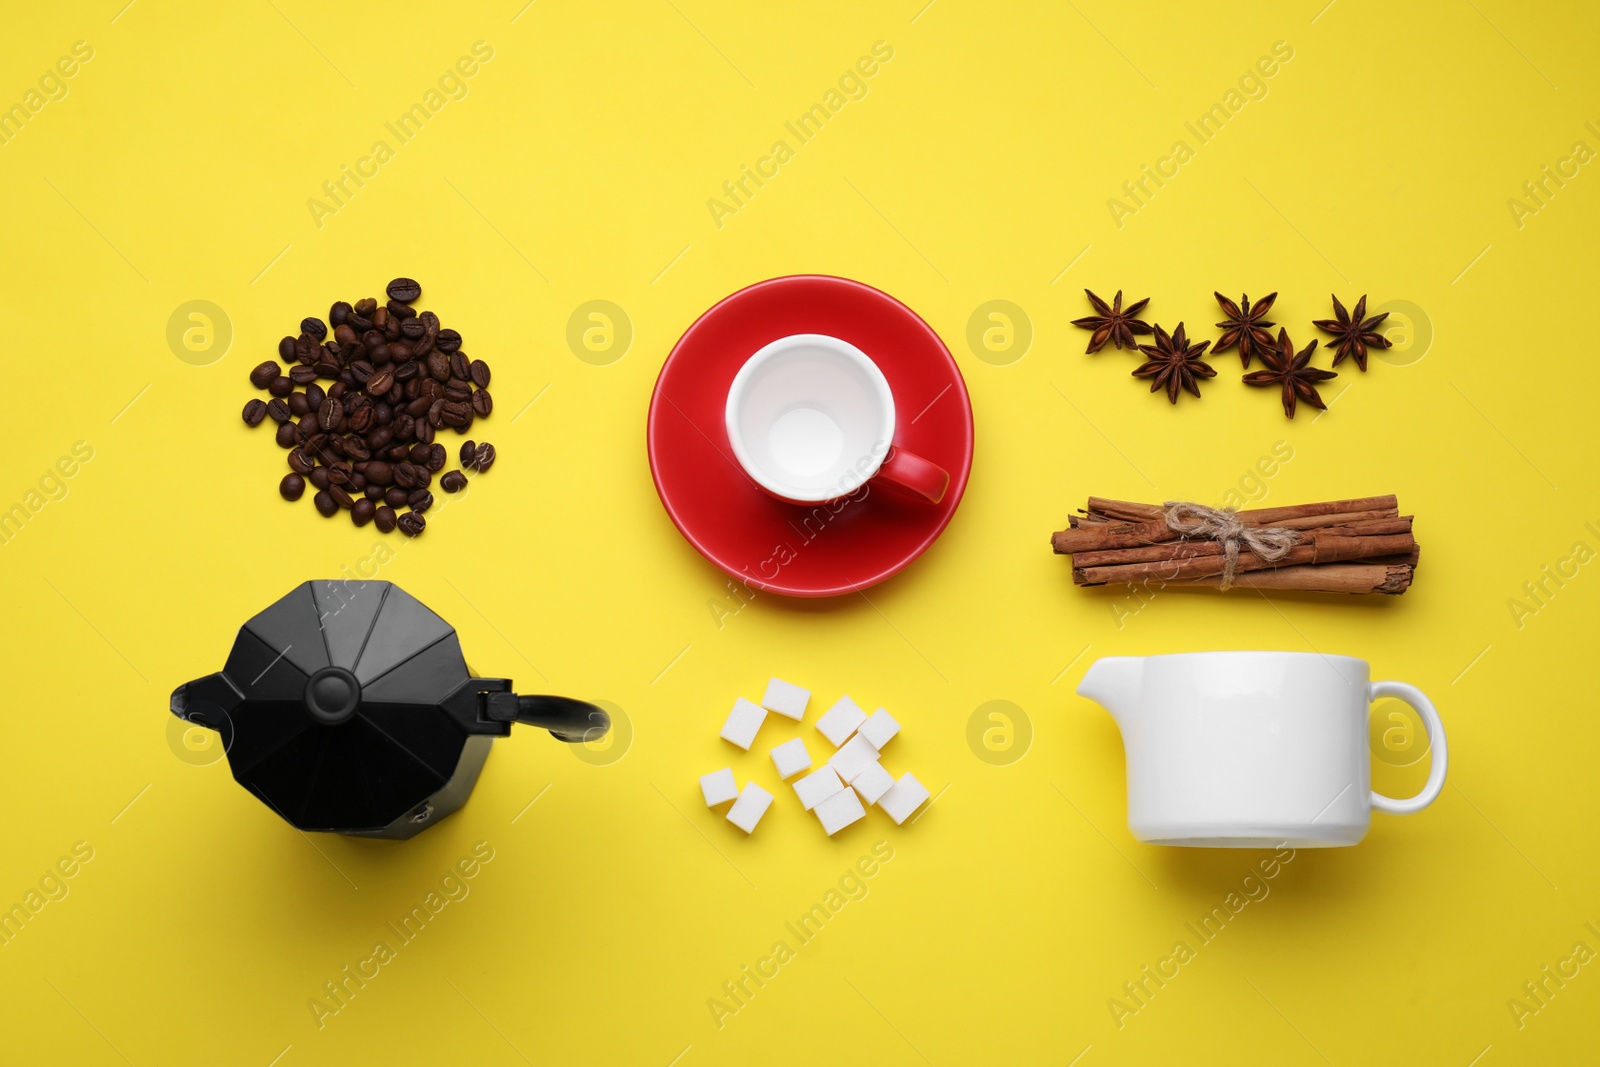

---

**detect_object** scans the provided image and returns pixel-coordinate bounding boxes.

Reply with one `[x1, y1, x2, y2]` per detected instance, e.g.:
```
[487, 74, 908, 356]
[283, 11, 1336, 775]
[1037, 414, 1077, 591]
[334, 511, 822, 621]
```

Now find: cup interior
[725, 335, 893, 501]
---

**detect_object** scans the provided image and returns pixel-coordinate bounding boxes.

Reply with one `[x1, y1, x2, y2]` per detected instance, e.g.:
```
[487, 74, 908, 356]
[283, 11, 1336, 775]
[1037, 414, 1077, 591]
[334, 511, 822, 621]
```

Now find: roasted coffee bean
[447, 352, 470, 381]
[333, 323, 358, 346]
[287, 392, 309, 417]
[452, 413, 474, 435]
[413, 419, 434, 445]
[265, 398, 292, 424]
[387, 277, 422, 302]
[268, 376, 294, 398]
[350, 471, 367, 492]
[343, 437, 371, 461]
[364, 460, 392, 485]
[279, 472, 306, 501]
[441, 401, 471, 427]
[412, 467, 431, 489]
[471, 389, 493, 417]
[277, 336, 296, 360]
[436, 328, 461, 353]
[289, 365, 318, 386]
[295, 334, 318, 362]
[275, 421, 298, 448]
[329, 381, 349, 399]
[386, 443, 409, 461]
[460, 440, 477, 468]
[393, 462, 418, 488]
[469, 360, 491, 387]
[313, 490, 338, 517]
[399, 318, 424, 339]
[250, 360, 282, 388]
[388, 342, 412, 362]
[474, 442, 496, 472]
[387, 301, 416, 320]
[288, 448, 315, 475]
[397, 511, 425, 537]
[427, 351, 450, 382]
[329, 485, 354, 510]
[349, 404, 376, 434]
[427, 399, 446, 427]
[349, 498, 374, 526]
[308, 467, 330, 490]
[374, 505, 397, 533]
[315, 360, 342, 379]
[317, 397, 343, 432]
[300, 317, 327, 341]
[393, 413, 415, 439]
[440, 470, 468, 493]
[364, 484, 385, 502]
[349, 360, 374, 384]
[304, 383, 326, 409]
[374, 306, 390, 330]
[325, 466, 350, 487]
[367, 343, 392, 365]
[407, 443, 431, 465]
[383, 315, 401, 341]
[368, 427, 393, 452]
[348, 311, 371, 331]
[243, 398, 268, 426]
[395, 359, 420, 382]
[407, 489, 434, 513]
[443, 381, 472, 403]
[385, 486, 409, 507]
[330, 301, 352, 327]
[421, 379, 445, 402]
[427, 443, 447, 471]
[366, 369, 394, 396]
[406, 395, 433, 418]
[354, 297, 378, 316]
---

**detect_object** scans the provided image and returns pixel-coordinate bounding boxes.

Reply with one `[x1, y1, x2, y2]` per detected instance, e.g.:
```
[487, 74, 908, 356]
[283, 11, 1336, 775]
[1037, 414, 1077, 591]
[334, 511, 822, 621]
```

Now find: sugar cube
[878, 772, 932, 825]
[726, 782, 774, 834]
[762, 677, 811, 720]
[770, 737, 813, 780]
[828, 733, 881, 783]
[793, 767, 844, 810]
[699, 767, 739, 807]
[814, 787, 867, 836]
[851, 761, 895, 805]
[720, 697, 767, 750]
[858, 708, 901, 749]
[815, 695, 868, 746]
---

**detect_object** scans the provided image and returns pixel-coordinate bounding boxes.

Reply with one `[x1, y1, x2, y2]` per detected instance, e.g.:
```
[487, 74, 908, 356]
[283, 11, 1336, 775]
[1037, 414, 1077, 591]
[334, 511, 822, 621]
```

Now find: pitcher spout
[1077, 656, 1142, 730]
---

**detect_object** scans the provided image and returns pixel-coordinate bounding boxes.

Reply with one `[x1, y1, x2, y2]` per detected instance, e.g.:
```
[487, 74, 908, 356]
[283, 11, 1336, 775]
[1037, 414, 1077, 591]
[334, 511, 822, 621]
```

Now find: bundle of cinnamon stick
[1051, 495, 1418, 595]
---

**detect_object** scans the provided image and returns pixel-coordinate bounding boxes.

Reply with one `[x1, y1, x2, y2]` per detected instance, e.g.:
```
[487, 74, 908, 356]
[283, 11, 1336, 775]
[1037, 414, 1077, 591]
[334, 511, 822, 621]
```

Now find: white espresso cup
[1078, 651, 1448, 848]
[724, 334, 948, 505]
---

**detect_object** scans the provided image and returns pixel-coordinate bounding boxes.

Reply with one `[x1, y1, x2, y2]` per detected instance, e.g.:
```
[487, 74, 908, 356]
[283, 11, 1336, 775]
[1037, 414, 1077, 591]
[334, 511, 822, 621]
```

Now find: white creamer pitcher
[1078, 651, 1448, 848]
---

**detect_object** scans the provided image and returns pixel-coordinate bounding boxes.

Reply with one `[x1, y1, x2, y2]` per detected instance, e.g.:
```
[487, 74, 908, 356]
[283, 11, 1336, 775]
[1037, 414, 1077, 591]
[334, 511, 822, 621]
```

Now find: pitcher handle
[1368, 680, 1448, 815]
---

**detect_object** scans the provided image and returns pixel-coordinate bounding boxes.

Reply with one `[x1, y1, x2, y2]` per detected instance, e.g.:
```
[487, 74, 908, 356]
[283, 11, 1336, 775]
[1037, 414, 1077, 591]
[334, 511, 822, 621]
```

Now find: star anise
[1132, 322, 1215, 404]
[1071, 289, 1152, 353]
[1242, 328, 1336, 419]
[1212, 290, 1277, 368]
[1312, 294, 1391, 371]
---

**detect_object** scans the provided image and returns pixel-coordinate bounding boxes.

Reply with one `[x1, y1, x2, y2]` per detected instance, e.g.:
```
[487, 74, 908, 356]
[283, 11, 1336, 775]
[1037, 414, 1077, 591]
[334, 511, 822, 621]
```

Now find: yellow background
[2, 1, 1597, 1064]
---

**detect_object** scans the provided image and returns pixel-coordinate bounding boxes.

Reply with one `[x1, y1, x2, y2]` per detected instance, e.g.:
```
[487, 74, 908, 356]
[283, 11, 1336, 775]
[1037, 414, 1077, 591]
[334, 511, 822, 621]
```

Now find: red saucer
[648, 275, 974, 597]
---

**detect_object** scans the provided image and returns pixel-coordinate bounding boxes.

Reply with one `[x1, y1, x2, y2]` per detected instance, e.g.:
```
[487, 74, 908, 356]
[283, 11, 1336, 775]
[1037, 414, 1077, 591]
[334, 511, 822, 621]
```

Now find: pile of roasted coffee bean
[242, 278, 495, 537]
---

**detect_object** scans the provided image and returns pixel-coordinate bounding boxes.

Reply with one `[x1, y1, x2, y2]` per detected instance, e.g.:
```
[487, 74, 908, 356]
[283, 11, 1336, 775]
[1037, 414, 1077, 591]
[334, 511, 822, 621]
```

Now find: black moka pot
[170, 580, 607, 839]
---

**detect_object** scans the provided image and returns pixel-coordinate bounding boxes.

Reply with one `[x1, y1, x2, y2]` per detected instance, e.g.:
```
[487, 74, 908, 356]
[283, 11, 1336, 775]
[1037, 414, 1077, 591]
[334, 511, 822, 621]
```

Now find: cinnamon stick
[1085, 495, 1397, 526]
[1066, 517, 1414, 568]
[1178, 563, 1414, 595]
[1055, 497, 1402, 554]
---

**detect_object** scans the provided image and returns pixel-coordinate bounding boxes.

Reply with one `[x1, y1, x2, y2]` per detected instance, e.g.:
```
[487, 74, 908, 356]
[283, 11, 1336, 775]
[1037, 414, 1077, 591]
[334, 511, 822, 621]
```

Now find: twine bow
[1163, 501, 1300, 591]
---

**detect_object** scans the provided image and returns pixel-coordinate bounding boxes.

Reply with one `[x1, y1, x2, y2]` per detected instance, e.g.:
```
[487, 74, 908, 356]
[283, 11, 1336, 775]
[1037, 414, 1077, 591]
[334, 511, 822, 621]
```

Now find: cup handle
[871, 446, 949, 504]
[1368, 680, 1448, 815]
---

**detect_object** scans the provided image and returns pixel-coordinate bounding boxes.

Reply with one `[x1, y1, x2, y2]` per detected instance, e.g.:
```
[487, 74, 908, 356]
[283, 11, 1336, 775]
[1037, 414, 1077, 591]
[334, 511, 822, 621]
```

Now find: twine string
[1163, 501, 1300, 591]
